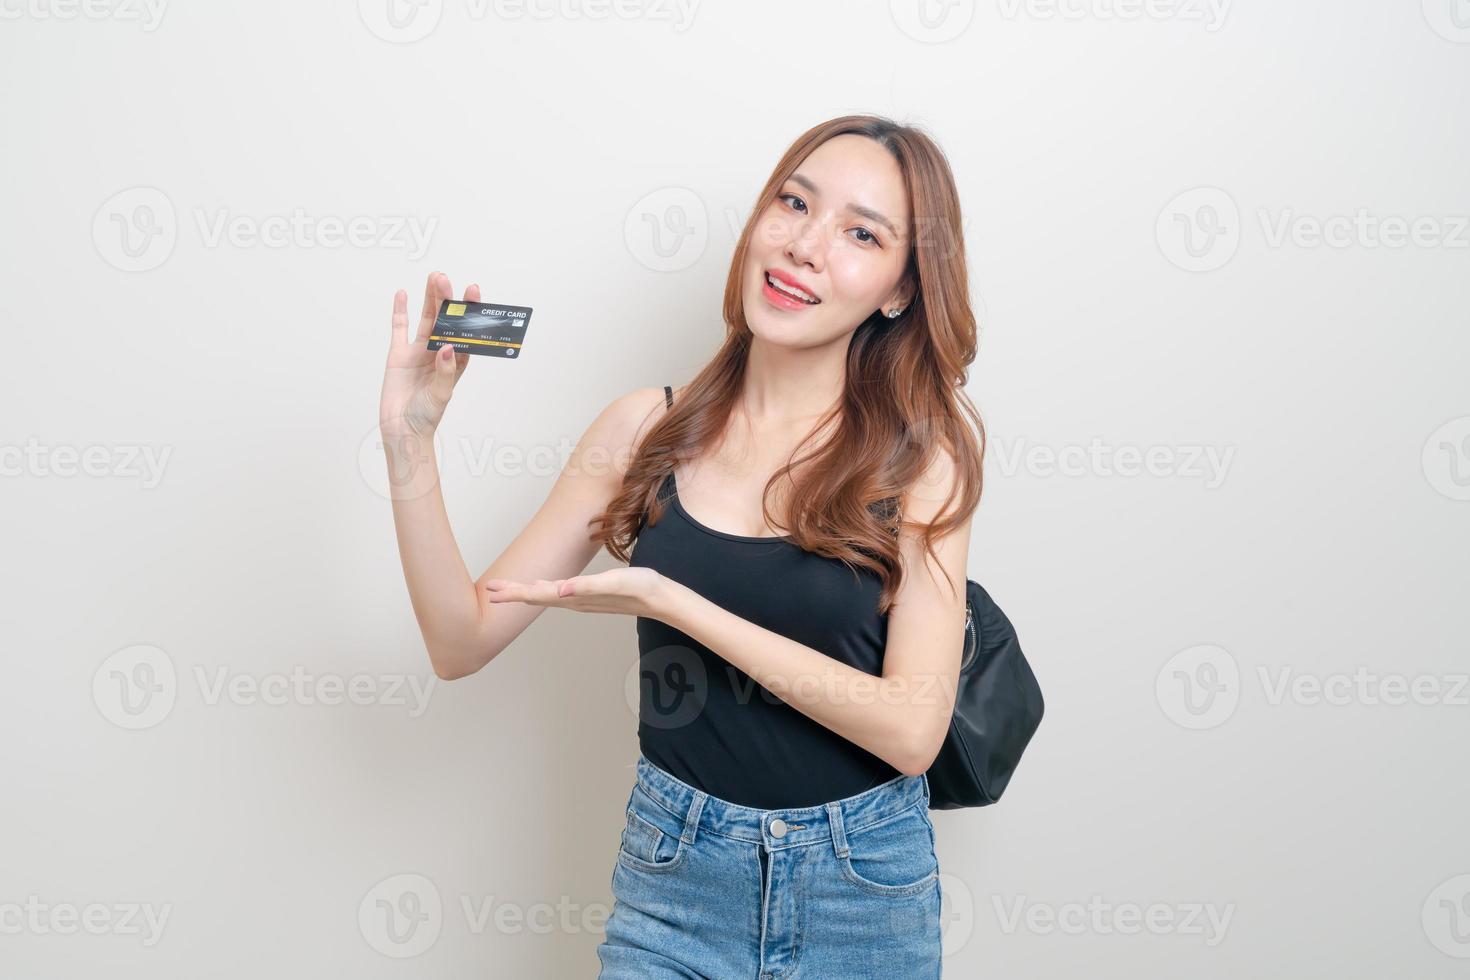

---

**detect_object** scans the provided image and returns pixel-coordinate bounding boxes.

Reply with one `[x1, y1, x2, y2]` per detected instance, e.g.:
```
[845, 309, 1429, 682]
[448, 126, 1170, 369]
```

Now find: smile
[763, 271, 820, 305]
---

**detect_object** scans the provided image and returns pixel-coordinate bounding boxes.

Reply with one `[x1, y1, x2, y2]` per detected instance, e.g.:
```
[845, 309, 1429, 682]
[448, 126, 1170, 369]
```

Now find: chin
[747, 311, 832, 351]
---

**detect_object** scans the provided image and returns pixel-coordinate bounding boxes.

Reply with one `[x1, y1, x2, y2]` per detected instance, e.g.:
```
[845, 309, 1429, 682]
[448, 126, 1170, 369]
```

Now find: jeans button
[769, 817, 787, 838]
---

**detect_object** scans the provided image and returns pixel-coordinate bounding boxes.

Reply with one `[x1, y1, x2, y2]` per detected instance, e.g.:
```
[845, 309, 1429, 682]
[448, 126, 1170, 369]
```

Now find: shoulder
[899, 444, 964, 527]
[892, 443, 972, 599]
[581, 385, 677, 469]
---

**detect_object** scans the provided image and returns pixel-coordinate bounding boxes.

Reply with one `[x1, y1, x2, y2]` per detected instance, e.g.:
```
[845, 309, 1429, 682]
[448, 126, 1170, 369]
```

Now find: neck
[740, 335, 847, 427]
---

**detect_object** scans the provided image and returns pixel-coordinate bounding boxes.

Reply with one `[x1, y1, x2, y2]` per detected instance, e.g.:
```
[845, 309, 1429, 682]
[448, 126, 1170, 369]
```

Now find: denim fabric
[597, 754, 943, 979]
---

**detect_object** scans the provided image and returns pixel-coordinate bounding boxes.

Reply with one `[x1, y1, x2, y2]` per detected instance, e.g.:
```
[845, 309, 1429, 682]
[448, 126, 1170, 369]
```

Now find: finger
[448, 283, 479, 372]
[483, 579, 527, 603]
[449, 283, 480, 372]
[415, 271, 440, 335]
[390, 289, 408, 348]
[414, 271, 452, 345]
[431, 337, 458, 401]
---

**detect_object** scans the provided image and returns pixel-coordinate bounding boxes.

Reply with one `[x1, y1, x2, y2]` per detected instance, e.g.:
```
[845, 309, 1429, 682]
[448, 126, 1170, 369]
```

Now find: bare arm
[656, 449, 971, 775]
[378, 272, 670, 679]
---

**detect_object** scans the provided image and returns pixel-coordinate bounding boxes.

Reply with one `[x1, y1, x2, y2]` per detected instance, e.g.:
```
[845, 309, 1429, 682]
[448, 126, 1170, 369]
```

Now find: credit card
[427, 299, 533, 358]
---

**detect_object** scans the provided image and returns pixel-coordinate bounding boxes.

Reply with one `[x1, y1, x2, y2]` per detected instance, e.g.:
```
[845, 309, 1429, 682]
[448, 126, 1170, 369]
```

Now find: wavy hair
[590, 114, 985, 614]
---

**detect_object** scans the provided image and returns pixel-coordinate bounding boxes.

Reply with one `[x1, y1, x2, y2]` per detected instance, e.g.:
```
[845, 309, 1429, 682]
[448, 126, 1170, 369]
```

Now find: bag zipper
[961, 602, 977, 670]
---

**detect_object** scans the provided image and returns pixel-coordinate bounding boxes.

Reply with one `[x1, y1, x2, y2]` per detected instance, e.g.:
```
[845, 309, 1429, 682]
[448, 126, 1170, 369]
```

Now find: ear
[882, 277, 917, 317]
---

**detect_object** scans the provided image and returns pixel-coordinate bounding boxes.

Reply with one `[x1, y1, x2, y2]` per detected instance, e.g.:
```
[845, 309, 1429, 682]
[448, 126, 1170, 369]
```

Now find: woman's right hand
[379, 271, 478, 437]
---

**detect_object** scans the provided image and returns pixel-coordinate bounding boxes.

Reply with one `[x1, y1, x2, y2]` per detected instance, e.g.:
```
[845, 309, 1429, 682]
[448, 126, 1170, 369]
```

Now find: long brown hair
[590, 114, 985, 615]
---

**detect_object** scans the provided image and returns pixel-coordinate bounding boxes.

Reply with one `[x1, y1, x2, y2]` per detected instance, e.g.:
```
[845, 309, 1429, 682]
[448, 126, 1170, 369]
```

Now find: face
[742, 133, 915, 347]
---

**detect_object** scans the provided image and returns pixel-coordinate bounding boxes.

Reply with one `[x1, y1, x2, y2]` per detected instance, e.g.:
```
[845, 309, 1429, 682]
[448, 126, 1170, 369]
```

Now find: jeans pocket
[838, 803, 939, 897]
[617, 787, 688, 873]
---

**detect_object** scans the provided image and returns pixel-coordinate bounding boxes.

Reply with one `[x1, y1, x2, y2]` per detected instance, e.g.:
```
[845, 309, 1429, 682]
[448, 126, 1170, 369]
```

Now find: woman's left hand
[482, 567, 671, 620]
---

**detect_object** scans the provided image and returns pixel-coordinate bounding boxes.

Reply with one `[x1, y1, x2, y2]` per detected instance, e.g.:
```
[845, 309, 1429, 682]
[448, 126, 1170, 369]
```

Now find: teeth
[767, 273, 817, 303]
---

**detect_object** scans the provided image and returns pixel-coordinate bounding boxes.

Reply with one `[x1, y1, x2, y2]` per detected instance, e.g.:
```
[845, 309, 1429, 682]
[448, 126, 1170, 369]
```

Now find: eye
[778, 192, 880, 246]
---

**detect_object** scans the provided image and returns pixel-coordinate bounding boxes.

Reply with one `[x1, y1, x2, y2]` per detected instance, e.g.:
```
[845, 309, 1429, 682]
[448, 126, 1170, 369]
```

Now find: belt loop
[681, 790, 707, 845]
[826, 801, 850, 859]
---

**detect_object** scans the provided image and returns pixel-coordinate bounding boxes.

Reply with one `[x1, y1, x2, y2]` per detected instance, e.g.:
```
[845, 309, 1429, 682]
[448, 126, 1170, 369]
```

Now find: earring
[886, 307, 903, 319]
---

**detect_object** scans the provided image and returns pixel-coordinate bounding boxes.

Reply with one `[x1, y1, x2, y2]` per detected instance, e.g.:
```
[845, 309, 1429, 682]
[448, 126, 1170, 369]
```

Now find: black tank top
[627, 384, 902, 809]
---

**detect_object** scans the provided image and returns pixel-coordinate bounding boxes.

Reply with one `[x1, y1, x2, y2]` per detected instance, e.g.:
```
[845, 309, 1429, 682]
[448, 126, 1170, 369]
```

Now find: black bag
[925, 579, 1044, 809]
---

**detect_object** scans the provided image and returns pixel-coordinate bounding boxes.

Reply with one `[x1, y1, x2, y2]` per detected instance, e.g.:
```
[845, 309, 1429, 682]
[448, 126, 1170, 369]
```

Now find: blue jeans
[597, 754, 943, 979]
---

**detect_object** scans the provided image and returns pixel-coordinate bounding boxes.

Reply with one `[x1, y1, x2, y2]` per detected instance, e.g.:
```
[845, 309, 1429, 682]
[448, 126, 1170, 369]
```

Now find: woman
[378, 114, 984, 978]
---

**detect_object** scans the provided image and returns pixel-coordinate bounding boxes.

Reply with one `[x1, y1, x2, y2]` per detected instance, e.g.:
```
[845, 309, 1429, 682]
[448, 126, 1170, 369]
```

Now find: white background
[2, 0, 1468, 976]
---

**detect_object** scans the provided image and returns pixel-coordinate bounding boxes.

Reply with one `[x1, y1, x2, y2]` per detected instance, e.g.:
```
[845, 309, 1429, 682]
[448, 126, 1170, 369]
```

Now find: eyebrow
[787, 173, 900, 239]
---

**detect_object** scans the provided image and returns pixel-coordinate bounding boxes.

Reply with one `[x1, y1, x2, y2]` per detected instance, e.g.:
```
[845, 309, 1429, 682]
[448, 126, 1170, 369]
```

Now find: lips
[764, 269, 820, 305]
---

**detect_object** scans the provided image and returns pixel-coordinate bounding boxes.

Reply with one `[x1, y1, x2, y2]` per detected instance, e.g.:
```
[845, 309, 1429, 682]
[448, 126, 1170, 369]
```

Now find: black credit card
[427, 299, 533, 358]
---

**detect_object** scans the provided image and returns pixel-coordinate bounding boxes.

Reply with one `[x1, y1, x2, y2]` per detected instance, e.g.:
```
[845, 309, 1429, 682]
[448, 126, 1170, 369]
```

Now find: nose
[783, 213, 827, 274]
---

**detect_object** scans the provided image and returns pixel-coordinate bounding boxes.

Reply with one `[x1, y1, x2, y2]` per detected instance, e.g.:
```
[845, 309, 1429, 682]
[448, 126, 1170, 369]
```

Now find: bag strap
[664, 384, 672, 410]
